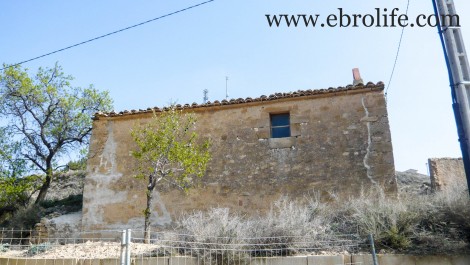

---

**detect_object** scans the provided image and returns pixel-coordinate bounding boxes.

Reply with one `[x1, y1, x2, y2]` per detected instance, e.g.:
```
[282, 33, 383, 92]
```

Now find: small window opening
[270, 113, 290, 138]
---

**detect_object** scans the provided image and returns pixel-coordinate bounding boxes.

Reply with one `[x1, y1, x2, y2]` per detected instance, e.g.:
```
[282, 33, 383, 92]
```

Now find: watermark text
[266, 8, 460, 28]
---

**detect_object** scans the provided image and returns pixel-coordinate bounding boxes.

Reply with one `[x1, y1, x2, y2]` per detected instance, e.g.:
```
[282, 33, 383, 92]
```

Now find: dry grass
[174, 185, 470, 255]
[1, 181, 468, 260]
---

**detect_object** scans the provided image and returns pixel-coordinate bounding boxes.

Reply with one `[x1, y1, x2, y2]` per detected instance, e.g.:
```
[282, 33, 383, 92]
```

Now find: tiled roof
[94, 81, 384, 119]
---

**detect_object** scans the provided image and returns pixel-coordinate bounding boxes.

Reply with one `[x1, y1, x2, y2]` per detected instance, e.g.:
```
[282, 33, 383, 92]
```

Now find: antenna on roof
[203, 89, 209, 103]
[225, 76, 229, 99]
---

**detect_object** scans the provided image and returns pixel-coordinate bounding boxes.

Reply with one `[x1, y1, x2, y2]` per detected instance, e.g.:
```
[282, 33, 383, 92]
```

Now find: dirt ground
[1, 241, 162, 259]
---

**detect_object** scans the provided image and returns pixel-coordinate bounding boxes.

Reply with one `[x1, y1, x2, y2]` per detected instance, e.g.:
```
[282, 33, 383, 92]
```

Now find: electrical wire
[385, 0, 411, 99]
[1, 0, 215, 71]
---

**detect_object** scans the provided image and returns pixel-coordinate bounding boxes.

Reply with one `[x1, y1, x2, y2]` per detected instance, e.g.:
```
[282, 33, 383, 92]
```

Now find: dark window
[270, 113, 290, 138]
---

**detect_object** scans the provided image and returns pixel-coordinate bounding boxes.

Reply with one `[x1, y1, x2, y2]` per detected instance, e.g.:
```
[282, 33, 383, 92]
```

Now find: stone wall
[82, 84, 396, 230]
[428, 158, 466, 192]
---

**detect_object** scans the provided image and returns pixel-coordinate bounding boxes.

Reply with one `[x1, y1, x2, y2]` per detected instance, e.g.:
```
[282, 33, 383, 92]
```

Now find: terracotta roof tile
[94, 82, 384, 119]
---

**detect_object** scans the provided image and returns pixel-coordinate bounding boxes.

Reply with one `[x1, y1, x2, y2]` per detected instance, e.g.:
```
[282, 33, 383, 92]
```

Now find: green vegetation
[0, 127, 41, 222]
[39, 194, 83, 212]
[0, 244, 10, 253]
[0, 63, 112, 204]
[2, 193, 83, 230]
[5, 206, 44, 230]
[0, 174, 41, 223]
[132, 107, 211, 243]
[64, 156, 88, 172]
[27, 243, 52, 255]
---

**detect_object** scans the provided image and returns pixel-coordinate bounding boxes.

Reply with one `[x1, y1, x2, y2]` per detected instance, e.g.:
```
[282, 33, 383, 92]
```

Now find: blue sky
[1, 1, 469, 174]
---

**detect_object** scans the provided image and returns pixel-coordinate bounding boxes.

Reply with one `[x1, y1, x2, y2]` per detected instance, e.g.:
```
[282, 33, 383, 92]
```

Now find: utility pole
[433, 0, 470, 195]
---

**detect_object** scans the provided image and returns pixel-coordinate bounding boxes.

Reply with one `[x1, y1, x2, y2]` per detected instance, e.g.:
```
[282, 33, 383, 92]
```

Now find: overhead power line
[385, 0, 410, 98]
[1, 0, 215, 71]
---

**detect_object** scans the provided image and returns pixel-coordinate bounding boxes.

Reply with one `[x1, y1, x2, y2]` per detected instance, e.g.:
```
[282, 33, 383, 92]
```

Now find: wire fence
[0, 229, 378, 265]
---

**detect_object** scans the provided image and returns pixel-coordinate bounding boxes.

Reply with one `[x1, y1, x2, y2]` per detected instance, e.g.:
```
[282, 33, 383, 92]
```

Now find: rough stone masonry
[428, 157, 466, 192]
[82, 82, 396, 230]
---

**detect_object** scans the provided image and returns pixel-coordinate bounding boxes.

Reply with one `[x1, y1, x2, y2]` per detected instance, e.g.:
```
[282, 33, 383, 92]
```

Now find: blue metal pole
[432, 0, 470, 196]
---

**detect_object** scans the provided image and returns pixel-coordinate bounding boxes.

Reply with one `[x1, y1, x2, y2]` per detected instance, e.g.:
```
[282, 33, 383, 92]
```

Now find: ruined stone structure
[82, 82, 396, 230]
[428, 157, 466, 192]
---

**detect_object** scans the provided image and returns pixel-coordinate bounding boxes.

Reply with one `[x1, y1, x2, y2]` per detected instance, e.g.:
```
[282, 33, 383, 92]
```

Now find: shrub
[27, 243, 52, 256]
[0, 174, 41, 222]
[4, 206, 44, 230]
[335, 188, 419, 251]
[39, 194, 83, 211]
[174, 185, 470, 256]
[248, 196, 339, 256]
[382, 226, 411, 250]
[64, 158, 87, 171]
[175, 195, 355, 258]
[326, 184, 470, 253]
[0, 243, 9, 252]
[177, 208, 250, 264]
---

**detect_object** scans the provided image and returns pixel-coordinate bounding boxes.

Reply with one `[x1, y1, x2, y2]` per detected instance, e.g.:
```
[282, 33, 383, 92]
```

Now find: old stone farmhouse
[82, 81, 396, 230]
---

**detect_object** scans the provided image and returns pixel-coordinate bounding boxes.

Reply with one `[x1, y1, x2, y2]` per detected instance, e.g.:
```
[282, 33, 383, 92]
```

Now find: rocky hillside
[43, 170, 86, 201]
[396, 169, 431, 195]
[0, 170, 85, 229]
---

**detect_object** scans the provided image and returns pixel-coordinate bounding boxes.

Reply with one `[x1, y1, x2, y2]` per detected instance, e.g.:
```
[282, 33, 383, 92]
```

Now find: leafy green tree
[132, 108, 211, 243]
[0, 127, 25, 179]
[64, 148, 89, 171]
[0, 127, 40, 220]
[0, 174, 41, 222]
[0, 63, 113, 204]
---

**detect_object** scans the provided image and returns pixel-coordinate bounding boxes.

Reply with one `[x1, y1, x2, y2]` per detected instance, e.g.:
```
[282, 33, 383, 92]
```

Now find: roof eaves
[93, 81, 384, 119]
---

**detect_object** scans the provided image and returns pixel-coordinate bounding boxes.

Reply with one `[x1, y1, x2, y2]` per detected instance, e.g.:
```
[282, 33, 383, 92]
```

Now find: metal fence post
[120, 230, 126, 265]
[368, 234, 379, 265]
[126, 229, 131, 265]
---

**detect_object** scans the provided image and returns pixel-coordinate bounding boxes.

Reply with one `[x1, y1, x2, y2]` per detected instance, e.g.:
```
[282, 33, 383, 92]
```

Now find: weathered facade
[428, 157, 466, 192]
[82, 82, 396, 230]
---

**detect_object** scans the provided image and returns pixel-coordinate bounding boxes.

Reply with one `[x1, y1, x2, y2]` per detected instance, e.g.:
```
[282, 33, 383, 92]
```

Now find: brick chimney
[352, 68, 364, 86]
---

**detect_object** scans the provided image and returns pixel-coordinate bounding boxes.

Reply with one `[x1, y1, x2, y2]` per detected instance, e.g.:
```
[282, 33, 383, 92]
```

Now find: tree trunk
[144, 176, 154, 244]
[34, 165, 52, 204]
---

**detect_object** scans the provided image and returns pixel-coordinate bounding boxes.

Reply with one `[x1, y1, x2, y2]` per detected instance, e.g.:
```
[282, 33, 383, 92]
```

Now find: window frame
[270, 113, 291, 138]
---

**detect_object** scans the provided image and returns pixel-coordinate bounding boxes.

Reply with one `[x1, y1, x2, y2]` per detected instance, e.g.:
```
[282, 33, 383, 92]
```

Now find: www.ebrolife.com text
[266, 8, 460, 28]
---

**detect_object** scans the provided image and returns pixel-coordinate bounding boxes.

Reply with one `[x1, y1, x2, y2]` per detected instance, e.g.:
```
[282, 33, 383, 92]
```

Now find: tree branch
[12, 113, 47, 162]
[23, 153, 46, 172]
